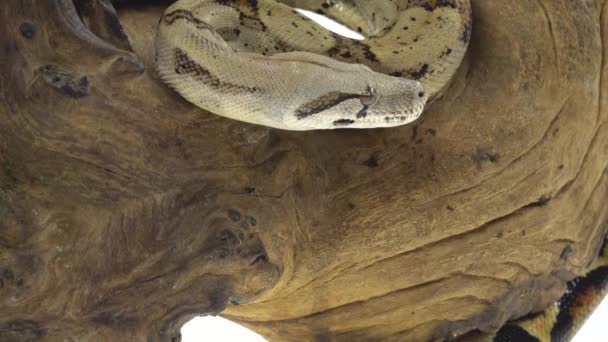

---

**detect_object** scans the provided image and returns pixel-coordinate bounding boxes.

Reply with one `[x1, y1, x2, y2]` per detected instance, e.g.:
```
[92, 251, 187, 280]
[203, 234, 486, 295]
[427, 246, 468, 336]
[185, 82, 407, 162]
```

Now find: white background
[181, 294, 608, 341]
[182, 10, 606, 342]
[181, 294, 607, 341]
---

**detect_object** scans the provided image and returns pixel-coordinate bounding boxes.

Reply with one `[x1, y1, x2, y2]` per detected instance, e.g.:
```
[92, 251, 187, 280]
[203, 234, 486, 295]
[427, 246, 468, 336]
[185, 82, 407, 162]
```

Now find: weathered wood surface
[0, 0, 607, 341]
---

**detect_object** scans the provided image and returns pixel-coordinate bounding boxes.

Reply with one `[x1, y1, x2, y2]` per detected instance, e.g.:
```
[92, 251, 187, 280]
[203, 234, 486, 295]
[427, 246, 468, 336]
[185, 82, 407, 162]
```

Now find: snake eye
[360, 86, 377, 106]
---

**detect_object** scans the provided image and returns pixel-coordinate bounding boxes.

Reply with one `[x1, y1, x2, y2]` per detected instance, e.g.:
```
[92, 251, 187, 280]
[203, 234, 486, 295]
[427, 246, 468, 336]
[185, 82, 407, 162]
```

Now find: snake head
[289, 76, 428, 130]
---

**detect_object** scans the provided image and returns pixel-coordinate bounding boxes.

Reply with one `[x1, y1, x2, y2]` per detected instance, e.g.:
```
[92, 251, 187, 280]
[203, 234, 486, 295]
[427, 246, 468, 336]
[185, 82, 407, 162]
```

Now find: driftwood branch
[0, 0, 607, 341]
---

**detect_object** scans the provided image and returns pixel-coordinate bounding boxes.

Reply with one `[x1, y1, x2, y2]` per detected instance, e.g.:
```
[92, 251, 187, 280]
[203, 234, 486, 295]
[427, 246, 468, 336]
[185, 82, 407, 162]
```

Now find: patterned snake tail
[492, 235, 608, 342]
[155, 0, 472, 130]
[459, 234, 608, 342]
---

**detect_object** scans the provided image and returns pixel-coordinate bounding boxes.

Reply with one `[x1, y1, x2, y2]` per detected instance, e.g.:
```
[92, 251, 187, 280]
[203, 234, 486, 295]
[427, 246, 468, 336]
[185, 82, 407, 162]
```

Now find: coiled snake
[155, 0, 472, 130]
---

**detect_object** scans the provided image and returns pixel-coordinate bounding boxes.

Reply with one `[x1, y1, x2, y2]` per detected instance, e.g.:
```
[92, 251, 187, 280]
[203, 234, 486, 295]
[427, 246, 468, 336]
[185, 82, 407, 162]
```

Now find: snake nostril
[418, 91, 425, 98]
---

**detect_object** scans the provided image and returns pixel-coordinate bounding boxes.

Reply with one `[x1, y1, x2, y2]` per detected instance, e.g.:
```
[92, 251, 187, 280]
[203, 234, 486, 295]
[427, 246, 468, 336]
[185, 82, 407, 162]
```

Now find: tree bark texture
[0, 0, 607, 341]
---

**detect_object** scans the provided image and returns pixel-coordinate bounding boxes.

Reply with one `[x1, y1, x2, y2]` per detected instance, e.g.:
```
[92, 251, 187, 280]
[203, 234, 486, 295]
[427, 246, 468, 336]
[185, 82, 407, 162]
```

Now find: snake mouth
[356, 112, 423, 127]
[328, 104, 425, 129]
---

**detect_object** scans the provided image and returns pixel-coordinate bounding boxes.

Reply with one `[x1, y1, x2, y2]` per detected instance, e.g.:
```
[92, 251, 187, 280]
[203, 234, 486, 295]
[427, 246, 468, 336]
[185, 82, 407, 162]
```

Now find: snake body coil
[156, 0, 472, 130]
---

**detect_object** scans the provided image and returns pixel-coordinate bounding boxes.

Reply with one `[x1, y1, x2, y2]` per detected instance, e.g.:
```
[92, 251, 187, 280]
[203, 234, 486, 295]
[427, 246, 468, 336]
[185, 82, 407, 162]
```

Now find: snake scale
[155, 0, 472, 130]
[152, 0, 608, 340]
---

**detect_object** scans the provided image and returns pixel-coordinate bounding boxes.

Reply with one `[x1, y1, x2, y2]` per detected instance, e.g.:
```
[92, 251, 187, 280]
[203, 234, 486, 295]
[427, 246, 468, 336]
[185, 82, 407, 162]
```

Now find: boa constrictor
[155, 0, 472, 130]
